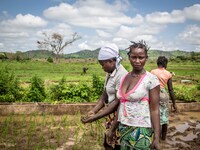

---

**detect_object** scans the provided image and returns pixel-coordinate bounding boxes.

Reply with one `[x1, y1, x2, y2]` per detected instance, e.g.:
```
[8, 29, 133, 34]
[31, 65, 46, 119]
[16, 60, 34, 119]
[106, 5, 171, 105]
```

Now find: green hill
[64, 49, 100, 59]
[64, 49, 194, 60]
[2, 49, 199, 61]
[23, 50, 56, 58]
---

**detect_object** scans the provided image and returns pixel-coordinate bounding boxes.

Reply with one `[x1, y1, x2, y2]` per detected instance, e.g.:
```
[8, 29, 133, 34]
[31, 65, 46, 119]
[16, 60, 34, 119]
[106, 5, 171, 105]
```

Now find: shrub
[92, 74, 104, 100]
[65, 82, 92, 102]
[49, 77, 66, 101]
[174, 85, 199, 102]
[26, 75, 46, 102]
[197, 83, 200, 90]
[0, 67, 24, 102]
[49, 75, 104, 103]
[47, 57, 53, 63]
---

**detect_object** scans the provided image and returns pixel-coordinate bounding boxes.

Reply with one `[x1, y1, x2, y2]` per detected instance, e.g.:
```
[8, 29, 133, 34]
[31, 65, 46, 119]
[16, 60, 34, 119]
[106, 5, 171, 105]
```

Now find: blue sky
[0, 0, 200, 54]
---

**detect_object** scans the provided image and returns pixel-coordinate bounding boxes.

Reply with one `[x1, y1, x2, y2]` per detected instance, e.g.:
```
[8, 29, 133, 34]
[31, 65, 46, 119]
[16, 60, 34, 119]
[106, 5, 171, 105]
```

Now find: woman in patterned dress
[108, 41, 161, 150]
[81, 43, 128, 150]
[151, 56, 177, 140]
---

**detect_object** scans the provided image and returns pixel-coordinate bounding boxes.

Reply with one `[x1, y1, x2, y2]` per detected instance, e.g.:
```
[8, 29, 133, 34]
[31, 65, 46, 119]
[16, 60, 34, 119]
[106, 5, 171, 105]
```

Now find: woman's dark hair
[127, 40, 150, 56]
[157, 56, 168, 68]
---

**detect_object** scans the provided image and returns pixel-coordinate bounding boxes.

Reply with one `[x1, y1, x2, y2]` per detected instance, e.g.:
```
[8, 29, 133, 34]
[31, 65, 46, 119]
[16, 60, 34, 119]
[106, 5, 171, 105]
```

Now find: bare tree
[37, 32, 81, 62]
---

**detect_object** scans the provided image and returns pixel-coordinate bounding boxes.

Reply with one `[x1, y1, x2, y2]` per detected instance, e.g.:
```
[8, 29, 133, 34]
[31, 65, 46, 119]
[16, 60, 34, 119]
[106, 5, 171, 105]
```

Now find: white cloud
[0, 43, 4, 48]
[132, 14, 144, 25]
[116, 24, 164, 40]
[145, 10, 185, 24]
[1, 14, 47, 28]
[112, 37, 130, 49]
[145, 4, 200, 25]
[184, 4, 200, 21]
[0, 1, 200, 53]
[0, 32, 29, 38]
[43, 1, 134, 30]
[78, 41, 91, 50]
[96, 30, 112, 38]
[178, 25, 200, 47]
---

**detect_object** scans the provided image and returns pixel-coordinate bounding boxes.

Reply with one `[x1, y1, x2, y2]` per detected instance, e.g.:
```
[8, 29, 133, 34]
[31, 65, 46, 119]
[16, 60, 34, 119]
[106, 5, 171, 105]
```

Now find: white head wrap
[98, 43, 122, 68]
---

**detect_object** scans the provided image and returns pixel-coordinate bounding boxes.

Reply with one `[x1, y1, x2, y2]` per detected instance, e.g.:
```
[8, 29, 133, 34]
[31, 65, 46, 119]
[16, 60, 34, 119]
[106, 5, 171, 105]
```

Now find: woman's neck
[131, 69, 146, 75]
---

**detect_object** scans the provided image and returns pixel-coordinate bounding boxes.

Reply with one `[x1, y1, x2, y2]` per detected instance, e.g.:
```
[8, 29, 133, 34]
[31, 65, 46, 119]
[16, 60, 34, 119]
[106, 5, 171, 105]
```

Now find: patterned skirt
[105, 112, 120, 147]
[160, 88, 169, 125]
[119, 124, 154, 150]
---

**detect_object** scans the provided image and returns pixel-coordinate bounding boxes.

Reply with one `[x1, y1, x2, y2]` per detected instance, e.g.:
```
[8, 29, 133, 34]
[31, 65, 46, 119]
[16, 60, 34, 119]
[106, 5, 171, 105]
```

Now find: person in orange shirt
[151, 56, 177, 140]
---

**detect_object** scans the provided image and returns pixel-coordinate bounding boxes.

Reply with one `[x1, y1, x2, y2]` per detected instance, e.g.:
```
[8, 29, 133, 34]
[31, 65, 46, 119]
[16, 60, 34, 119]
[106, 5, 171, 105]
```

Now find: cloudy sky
[0, 0, 200, 54]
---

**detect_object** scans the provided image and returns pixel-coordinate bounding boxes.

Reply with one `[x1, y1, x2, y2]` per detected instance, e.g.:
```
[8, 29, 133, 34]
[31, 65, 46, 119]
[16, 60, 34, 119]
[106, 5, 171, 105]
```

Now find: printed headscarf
[98, 43, 122, 68]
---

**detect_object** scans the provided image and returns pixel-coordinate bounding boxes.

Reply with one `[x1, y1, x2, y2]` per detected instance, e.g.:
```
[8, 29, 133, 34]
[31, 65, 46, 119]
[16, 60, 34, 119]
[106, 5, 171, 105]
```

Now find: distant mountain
[64, 49, 100, 59]
[23, 50, 56, 58]
[147, 50, 190, 60]
[2, 49, 198, 60]
[64, 49, 194, 60]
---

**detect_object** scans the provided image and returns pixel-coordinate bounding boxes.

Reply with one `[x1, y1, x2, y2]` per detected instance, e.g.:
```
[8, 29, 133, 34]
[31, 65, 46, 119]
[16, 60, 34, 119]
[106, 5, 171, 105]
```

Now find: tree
[37, 32, 81, 62]
[0, 52, 7, 60]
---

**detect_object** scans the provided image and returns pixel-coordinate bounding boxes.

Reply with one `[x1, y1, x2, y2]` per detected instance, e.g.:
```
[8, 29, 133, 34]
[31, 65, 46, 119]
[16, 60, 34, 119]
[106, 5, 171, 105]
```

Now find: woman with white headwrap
[81, 43, 127, 150]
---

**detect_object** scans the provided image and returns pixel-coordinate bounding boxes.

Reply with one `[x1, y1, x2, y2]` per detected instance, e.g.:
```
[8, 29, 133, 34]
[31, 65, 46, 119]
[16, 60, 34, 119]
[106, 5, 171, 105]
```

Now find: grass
[0, 59, 200, 102]
[1, 59, 199, 83]
[0, 113, 105, 150]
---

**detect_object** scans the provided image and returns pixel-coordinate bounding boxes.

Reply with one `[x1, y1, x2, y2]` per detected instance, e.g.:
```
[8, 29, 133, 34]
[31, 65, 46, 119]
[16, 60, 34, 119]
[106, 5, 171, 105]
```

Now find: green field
[0, 59, 200, 102]
[1, 59, 199, 82]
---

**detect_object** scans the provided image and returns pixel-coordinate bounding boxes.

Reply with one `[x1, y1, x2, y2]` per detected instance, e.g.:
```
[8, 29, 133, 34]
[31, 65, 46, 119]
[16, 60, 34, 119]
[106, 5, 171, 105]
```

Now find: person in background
[81, 43, 128, 150]
[108, 41, 161, 150]
[151, 56, 177, 141]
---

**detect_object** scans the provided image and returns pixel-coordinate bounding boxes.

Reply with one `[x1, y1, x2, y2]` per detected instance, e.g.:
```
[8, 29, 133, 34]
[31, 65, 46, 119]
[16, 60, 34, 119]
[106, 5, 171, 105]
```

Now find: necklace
[130, 70, 146, 78]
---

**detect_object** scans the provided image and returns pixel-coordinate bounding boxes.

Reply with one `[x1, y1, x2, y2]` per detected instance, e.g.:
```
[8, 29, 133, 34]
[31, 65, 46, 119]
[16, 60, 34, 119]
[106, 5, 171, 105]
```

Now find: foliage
[47, 57, 53, 63]
[197, 83, 200, 91]
[0, 52, 8, 60]
[92, 74, 104, 100]
[49, 77, 66, 101]
[64, 82, 92, 102]
[26, 75, 46, 102]
[0, 67, 24, 102]
[0, 60, 199, 103]
[48, 75, 104, 103]
[174, 85, 200, 102]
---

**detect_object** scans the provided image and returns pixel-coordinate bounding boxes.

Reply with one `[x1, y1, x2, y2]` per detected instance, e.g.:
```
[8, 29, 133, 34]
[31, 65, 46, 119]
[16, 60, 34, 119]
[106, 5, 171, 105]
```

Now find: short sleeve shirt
[151, 68, 172, 88]
[117, 71, 160, 128]
[104, 64, 128, 103]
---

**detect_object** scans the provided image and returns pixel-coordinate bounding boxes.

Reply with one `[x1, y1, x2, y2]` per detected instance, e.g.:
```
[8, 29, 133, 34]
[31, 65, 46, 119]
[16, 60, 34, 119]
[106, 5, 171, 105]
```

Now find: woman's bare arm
[149, 85, 160, 149]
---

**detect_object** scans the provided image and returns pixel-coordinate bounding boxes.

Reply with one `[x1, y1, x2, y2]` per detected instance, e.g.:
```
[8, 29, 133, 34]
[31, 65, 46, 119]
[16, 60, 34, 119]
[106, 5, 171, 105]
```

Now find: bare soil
[161, 111, 200, 150]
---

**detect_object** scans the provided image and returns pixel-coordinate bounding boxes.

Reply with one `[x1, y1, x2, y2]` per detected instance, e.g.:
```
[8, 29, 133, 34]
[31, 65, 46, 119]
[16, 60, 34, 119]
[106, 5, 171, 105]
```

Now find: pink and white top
[117, 71, 160, 128]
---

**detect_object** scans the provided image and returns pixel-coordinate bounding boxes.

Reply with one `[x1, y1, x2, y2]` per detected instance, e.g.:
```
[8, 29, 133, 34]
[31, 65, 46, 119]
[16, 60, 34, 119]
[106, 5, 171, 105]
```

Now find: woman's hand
[87, 110, 95, 117]
[81, 115, 94, 124]
[81, 111, 95, 124]
[150, 138, 160, 150]
[106, 129, 115, 144]
[171, 103, 178, 113]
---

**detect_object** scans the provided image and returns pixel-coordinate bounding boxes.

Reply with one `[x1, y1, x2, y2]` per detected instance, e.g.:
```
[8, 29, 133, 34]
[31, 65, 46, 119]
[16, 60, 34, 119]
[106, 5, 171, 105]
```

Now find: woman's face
[128, 48, 148, 71]
[99, 59, 115, 73]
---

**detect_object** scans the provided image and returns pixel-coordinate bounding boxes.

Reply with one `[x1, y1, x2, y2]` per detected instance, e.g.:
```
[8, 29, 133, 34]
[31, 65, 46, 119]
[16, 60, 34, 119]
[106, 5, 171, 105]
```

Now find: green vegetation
[0, 59, 199, 103]
[0, 67, 24, 102]
[0, 113, 104, 149]
[26, 75, 46, 102]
